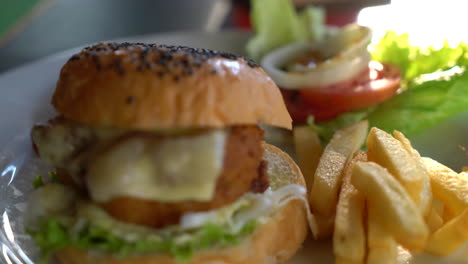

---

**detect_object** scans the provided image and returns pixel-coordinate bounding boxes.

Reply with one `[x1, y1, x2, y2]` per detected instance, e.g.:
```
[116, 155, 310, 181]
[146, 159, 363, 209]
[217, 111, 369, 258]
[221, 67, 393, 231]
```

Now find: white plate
[0, 31, 467, 264]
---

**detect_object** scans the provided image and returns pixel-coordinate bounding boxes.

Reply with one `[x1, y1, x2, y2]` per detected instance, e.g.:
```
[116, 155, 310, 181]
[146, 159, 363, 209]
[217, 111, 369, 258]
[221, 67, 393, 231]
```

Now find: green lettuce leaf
[371, 31, 468, 81]
[370, 31, 412, 79]
[299, 6, 325, 43]
[32, 174, 45, 189]
[246, 0, 324, 61]
[31, 171, 62, 189]
[368, 69, 468, 135]
[307, 110, 371, 143]
[28, 217, 257, 263]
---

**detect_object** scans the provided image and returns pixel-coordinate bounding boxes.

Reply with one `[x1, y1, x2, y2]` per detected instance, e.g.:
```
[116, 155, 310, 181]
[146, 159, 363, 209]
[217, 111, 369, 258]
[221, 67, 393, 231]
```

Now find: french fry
[418, 176, 433, 218]
[425, 209, 468, 256]
[423, 157, 468, 217]
[293, 125, 323, 191]
[443, 210, 457, 223]
[352, 161, 429, 251]
[334, 151, 367, 263]
[426, 206, 444, 233]
[393, 130, 432, 217]
[432, 198, 444, 219]
[335, 257, 363, 264]
[367, 246, 398, 264]
[315, 214, 335, 239]
[367, 205, 398, 264]
[367, 128, 424, 205]
[392, 130, 420, 159]
[310, 120, 368, 217]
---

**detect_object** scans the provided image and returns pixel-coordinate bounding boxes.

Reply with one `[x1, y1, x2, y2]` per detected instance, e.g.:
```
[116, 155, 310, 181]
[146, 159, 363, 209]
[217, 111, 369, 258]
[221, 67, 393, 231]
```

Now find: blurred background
[0, 0, 389, 73]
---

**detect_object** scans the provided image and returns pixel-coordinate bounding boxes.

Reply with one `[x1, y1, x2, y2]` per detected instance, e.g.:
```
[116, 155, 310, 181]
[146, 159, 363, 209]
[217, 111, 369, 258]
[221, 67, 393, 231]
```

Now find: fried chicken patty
[101, 126, 268, 228]
[32, 121, 269, 228]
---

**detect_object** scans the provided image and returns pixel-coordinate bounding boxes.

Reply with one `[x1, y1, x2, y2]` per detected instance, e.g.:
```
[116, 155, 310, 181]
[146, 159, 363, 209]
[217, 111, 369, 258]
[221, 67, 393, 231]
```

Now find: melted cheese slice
[86, 130, 226, 202]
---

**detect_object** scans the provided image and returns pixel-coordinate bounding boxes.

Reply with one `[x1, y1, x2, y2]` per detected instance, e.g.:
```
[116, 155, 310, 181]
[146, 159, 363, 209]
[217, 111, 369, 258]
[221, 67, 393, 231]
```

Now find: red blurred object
[324, 7, 359, 26]
[233, 1, 252, 29]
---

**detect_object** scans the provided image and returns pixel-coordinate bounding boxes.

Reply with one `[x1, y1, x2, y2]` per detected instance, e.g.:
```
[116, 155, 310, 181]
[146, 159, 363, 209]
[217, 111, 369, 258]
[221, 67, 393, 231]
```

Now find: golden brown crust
[55, 143, 308, 264]
[52, 43, 292, 130]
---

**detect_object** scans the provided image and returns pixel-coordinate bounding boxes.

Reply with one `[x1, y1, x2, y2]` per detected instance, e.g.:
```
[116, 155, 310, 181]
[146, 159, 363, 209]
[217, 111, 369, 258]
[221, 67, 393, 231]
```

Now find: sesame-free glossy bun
[54, 143, 309, 264]
[52, 43, 292, 130]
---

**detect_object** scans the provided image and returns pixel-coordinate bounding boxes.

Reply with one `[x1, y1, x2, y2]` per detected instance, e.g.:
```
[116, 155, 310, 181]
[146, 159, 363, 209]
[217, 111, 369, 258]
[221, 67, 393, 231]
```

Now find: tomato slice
[282, 62, 401, 124]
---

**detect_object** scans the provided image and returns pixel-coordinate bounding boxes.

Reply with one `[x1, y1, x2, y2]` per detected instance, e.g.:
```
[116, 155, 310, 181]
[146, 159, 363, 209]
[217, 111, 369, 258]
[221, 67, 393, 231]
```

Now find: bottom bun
[55, 143, 308, 264]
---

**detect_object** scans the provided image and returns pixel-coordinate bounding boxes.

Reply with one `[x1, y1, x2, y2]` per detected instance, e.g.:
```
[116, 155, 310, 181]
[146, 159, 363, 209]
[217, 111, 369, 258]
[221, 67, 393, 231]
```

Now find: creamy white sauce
[86, 130, 226, 202]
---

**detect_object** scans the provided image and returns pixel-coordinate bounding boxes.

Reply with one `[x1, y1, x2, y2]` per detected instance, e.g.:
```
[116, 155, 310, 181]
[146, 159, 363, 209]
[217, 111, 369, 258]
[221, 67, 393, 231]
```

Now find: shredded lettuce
[27, 183, 261, 263]
[32, 175, 46, 189]
[28, 217, 256, 263]
[32, 171, 62, 189]
[246, 0, 324, 61]
[49, 171, 62, 184]
[309, 31, 468, 143]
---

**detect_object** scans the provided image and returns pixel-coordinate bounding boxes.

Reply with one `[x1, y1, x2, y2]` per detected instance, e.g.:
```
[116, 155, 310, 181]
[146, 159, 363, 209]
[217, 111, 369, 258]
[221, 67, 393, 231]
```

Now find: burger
[26, 43, 311, 264]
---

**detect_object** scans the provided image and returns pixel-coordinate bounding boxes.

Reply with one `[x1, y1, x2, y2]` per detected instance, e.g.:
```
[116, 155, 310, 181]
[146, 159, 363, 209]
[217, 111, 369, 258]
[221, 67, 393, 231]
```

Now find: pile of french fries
[294, 121, 468, 263]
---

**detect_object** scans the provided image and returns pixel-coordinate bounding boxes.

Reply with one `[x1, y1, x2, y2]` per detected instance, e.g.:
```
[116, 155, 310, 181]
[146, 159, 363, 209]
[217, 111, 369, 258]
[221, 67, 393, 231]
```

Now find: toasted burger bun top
[52, 43, 292, 130]
[54, 143, 308, 264]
